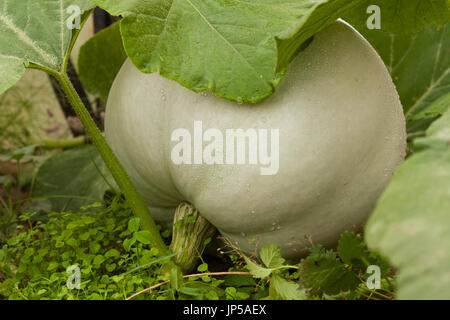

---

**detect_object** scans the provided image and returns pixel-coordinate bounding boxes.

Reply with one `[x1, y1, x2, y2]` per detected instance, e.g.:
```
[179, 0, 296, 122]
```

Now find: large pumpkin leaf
[345, 20, 450, 134]
[0, 0, 94, 95]
[365, 106, 450, 299]
[92, 0, 366, 103]
[78, 21, 127, 105]
[34, 146, 116, 212]
[346, 0, 450, 34]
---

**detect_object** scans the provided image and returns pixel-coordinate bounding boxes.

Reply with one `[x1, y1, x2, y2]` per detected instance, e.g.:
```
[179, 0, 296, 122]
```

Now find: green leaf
[89, 242, 101, 254]
[93, 0, 363, 103]
[170, 266, 182, 291]
[274, 0, 364, 71]
[299, 246, 360, 295]
[271, 274, 306, 300]
[47, 261, 59, 271]
[0, 145, 40, 163]
[222, 274, 256, 287]
[33, 146, 116, 212]
[366, 108, 450, 299]
[105, 263, 116, 272]
[244, 256, 272, 279]
[411, 92, 450, 122]
[123, 236, 136, 252]
[337, 232, 368, 268]
[419, 105, 450, 148]
[413, 100, 450, 152]
[179, 286, 203, 297]
[345, 20, 450, 134]
[93, 255, 106, 265]
[37, 289, 47, 295]
[0, 56, 24, 95]
[120, 251, 181, 276]
[197, 263, 208, 272]
[345, 0, 450, 34]
[79, 232, 90, 241]
[135, 230, 152, 245]
[0, 0, 94, 94]
[338, 232, 391, 274]
[78, 21, 127, 104]
[260, 244, 285, 269]
[66, 238, 78, 248]
[127, 218, 140, 233]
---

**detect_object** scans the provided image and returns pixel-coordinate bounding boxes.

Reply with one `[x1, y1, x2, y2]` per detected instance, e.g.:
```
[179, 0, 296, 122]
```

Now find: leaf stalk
[55, 71, 172, 259]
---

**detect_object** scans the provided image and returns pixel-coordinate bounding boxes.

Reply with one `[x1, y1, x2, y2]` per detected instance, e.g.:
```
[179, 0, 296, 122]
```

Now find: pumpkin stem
[26, 10, 176, 270]
[54, 72, 172, 259]
[169, 202, 217, 273]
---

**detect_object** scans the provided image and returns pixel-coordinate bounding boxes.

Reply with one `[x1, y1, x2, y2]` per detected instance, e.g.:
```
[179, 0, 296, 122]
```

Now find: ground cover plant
[0, 0, 450, 300]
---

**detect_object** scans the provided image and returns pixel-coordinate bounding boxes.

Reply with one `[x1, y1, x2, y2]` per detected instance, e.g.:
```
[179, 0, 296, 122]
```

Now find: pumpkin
[105, 21, 406, 259]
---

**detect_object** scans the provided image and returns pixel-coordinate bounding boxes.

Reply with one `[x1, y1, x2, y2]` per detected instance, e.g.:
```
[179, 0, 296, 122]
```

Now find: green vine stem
[23, 9, 177, 271]
[169, 202, 217, 273]
[36, 136, 88, 149]
[55, 71, 171, 259]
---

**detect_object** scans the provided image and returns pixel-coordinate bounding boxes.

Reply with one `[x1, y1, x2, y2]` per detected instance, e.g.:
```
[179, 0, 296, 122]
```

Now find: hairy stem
[49, 59, 102, 134]
[56, 72, 171, 258]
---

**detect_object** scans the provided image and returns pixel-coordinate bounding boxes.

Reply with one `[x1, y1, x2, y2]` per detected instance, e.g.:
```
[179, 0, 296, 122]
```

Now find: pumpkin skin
[105, 21, 406, 259]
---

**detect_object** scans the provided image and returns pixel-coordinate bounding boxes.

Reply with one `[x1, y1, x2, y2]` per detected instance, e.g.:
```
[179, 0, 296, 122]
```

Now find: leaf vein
[185, 0, 268, 84]
[0, 13, 57, 67]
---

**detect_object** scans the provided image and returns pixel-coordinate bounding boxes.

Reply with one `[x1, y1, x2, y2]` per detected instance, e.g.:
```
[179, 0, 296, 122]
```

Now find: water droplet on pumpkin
[160, 89, 167, 101]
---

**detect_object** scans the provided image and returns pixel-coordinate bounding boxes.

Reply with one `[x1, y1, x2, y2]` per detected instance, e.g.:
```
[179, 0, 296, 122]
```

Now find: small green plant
[0, 194, 264, 300]
[0, 196, 169, 300]
[242, 232, 395, 300]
